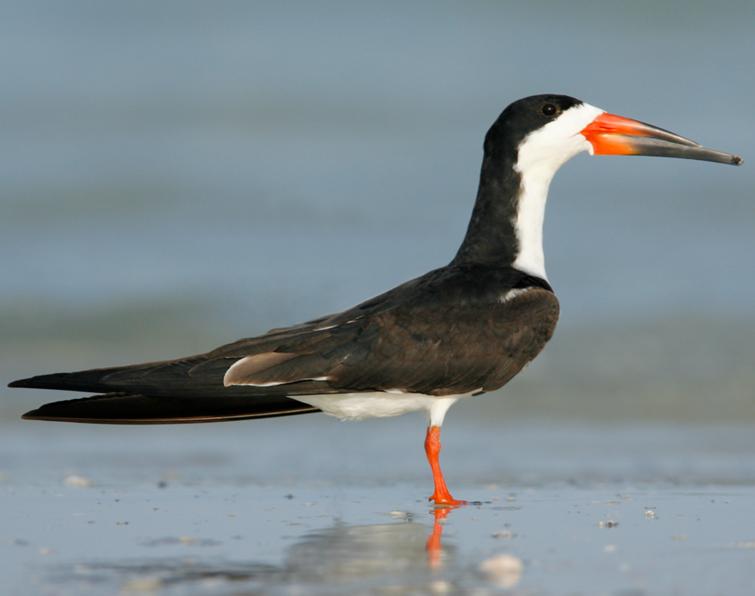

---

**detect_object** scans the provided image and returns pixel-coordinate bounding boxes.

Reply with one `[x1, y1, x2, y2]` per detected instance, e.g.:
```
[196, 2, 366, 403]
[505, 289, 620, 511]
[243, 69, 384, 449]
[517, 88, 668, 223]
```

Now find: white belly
[292, 392, 473, 425]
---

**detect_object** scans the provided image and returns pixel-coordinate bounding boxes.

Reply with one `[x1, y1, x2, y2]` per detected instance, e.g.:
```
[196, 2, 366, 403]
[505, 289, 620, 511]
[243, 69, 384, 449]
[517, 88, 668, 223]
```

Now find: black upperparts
[452, 94, 582, 268]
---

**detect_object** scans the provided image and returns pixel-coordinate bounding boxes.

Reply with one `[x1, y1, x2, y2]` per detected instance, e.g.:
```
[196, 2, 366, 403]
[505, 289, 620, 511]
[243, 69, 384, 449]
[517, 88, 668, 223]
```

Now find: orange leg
[424, 425, 466, 506]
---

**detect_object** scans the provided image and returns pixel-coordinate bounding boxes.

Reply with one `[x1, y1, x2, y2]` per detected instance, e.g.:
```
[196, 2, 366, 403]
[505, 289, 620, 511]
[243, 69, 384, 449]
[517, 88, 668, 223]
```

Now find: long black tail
[21, 392, 318, 424]
[9, 359, 185, 394]
[11, 360, 320, 424]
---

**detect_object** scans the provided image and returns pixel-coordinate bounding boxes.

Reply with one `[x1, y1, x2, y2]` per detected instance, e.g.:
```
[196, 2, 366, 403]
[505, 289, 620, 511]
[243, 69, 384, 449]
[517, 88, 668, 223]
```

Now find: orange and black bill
[581, 113, 742, 166]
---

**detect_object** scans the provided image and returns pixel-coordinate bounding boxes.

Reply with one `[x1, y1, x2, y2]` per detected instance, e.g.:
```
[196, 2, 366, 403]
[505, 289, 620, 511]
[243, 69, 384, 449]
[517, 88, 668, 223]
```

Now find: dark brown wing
[338, 287, 559, 395]
[222, 286, 559, 396]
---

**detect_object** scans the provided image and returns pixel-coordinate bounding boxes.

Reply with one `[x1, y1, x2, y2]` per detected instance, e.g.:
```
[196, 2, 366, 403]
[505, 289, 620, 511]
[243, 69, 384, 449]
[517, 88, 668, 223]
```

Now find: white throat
[511, 103, 604, 280]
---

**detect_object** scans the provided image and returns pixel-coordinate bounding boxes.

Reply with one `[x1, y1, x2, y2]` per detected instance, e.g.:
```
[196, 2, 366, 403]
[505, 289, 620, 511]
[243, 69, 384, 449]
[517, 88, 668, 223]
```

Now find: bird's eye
[542, 103, 558, 117]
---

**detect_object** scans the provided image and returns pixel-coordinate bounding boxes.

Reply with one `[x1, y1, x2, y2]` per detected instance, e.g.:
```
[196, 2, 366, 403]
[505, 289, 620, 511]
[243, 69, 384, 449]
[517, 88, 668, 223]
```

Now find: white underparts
[512, 103, 605, 280]
[292, 392, 474, 424]
[428, 396, 459, 427]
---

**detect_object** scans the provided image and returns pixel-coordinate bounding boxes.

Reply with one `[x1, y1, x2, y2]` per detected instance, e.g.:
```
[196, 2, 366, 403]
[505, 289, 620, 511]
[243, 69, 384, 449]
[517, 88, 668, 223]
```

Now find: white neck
[511, 103, 604, 280]
[511, 166, 552, 279]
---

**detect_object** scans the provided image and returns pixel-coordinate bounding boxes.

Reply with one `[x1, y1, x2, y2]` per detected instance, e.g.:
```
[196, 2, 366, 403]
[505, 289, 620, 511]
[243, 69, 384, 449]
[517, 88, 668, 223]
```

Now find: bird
[10, 94, 742, 506]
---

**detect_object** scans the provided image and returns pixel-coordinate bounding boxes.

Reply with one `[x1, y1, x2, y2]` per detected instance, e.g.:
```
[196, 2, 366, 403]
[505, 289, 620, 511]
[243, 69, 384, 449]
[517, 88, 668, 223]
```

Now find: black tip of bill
[693, 144, 743, 166]
[703, 149, 743, 166]
[630, 136, 742, 166]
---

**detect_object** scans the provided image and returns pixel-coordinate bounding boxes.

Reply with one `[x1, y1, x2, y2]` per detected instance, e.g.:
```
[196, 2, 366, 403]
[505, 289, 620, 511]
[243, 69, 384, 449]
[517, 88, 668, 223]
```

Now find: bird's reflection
[52, 509, 462, 593]
[426, 505, 458, 569]
[285, 514, 457, 581]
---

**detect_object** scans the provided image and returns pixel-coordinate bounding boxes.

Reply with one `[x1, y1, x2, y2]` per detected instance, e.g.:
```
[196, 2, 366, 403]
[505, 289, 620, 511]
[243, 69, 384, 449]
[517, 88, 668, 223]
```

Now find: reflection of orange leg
[425, 425, 466, 506]
[425, 506, 451, 569]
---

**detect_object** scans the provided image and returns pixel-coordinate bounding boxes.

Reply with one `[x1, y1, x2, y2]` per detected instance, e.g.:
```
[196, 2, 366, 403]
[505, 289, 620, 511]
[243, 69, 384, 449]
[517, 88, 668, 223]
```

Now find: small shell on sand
[121, 576, 162, 592]
[64, 474, 93, 488]
[428, 579, 453, 593]
[479, 553, 523, 588]
[389, 511, 413, 520]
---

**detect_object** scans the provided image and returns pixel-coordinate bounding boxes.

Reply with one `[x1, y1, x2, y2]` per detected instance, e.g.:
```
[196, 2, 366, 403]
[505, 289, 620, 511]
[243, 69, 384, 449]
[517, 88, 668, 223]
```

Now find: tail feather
[22, 392, 318, 424]
[9, 363, 163, 393]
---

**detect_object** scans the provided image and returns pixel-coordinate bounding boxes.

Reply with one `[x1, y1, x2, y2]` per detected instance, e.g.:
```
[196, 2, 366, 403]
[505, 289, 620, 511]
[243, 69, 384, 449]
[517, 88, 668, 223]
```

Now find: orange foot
[428, 491, 467, 508]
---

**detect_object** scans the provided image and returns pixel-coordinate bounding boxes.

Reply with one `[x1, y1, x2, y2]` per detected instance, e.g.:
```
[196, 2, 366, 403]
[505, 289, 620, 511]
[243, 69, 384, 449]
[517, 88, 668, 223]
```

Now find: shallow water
[3, 418, 755, 595]
[9, 484, 755, 595]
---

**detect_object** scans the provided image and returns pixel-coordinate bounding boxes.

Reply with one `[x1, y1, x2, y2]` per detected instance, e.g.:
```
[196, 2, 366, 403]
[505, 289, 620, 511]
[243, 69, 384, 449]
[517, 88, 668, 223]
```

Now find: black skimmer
[10, 94, 742, 506]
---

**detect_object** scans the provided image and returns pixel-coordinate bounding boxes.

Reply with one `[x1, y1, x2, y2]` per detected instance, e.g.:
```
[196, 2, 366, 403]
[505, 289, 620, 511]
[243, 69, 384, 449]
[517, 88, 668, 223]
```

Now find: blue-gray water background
[2, 0, 752, 423]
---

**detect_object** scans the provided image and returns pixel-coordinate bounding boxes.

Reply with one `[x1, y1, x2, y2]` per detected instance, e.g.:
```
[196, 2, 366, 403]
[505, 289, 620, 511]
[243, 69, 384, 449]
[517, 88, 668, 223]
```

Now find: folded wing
[12, 267, 559, 423]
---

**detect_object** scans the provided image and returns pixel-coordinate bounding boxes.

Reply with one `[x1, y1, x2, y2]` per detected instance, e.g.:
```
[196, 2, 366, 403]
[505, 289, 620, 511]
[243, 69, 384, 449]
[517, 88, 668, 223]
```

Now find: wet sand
[2, 418, 754, 595]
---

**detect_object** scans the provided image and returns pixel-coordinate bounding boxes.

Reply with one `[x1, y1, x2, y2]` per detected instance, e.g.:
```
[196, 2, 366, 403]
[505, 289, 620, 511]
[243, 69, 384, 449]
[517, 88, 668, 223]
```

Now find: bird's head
[490, 94, 742, 177]
[460, 94, 742, 278]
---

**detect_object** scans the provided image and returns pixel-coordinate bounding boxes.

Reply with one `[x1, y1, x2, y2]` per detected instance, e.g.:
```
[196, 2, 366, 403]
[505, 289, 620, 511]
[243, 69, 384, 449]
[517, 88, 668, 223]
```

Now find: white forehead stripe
[511, 103, 605, 280]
